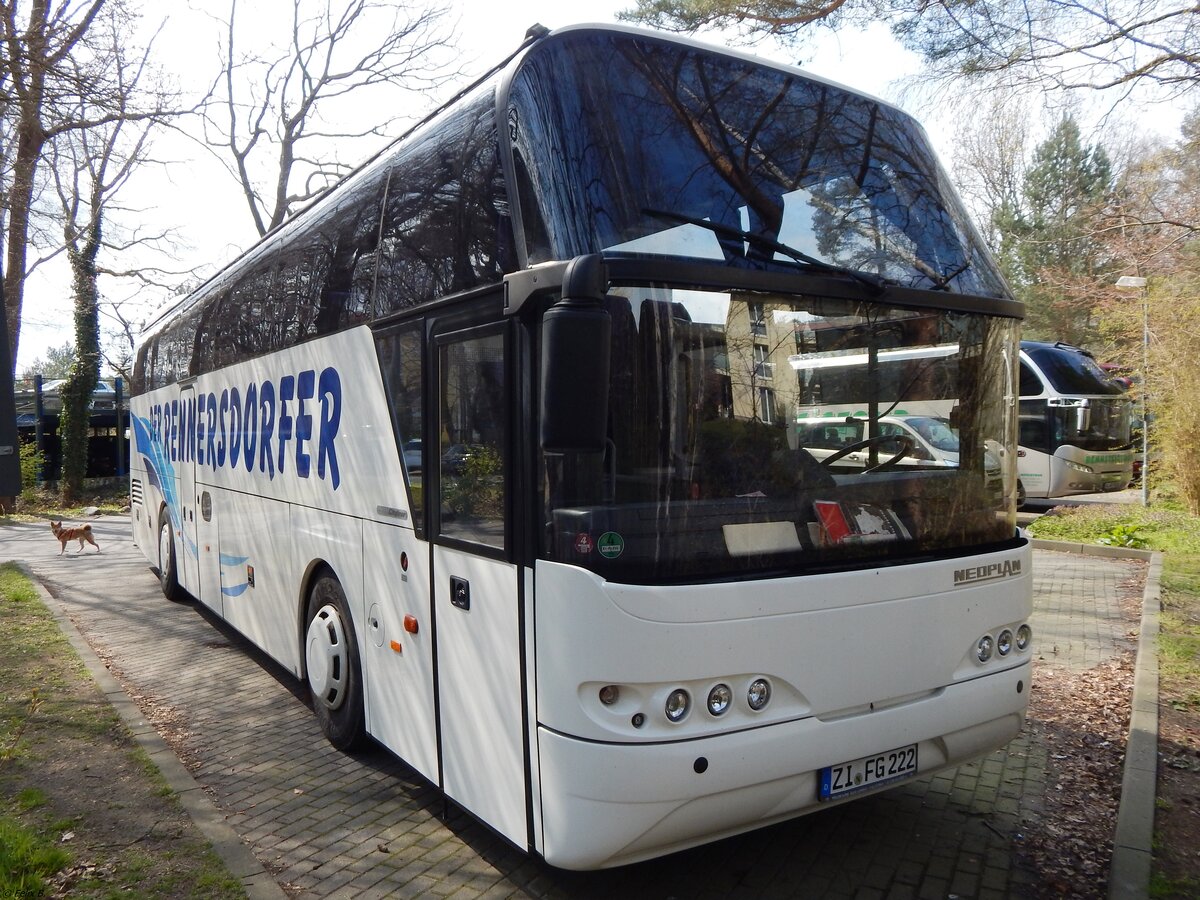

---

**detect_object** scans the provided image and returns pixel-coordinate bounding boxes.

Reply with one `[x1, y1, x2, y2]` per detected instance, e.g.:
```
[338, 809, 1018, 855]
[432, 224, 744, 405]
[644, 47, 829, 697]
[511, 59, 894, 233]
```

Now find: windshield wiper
[642, 207, 886, 295]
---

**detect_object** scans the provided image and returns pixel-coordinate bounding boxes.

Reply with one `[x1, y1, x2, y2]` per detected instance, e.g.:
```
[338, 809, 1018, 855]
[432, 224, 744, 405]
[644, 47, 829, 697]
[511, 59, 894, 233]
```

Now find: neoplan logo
[954, 559, 1022, 586]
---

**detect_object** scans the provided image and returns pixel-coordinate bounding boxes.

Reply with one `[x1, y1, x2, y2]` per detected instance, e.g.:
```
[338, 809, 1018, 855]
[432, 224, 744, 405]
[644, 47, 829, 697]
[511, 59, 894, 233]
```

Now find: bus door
[1017, 409, 1052, 499]
[194, 486, 223, 617]
[431, 321, 527, 848]
[175, 386, 202, 603]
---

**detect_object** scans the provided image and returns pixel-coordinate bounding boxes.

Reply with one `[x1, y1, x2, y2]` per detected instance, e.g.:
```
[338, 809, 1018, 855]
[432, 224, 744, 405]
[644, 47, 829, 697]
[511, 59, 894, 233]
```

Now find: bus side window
[374, 323, 426, 533]
[438, 328, 507, 550]
[1019, 361, 1042, 397]
[1019, 418, 1049, 452]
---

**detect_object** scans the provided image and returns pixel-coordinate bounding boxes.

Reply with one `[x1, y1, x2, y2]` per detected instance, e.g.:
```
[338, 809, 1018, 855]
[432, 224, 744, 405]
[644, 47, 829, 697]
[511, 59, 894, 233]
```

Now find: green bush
[17, 440, 41, 491]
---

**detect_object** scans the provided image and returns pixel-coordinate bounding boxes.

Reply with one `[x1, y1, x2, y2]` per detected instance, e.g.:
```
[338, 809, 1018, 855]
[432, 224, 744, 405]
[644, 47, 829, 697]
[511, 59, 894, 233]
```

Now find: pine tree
[1009, 116, 1113, 345]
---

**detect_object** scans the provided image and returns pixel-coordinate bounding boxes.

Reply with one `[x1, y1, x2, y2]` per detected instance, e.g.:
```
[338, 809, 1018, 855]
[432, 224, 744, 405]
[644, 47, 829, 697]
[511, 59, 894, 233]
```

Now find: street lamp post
[1116, 275, 1149, 507]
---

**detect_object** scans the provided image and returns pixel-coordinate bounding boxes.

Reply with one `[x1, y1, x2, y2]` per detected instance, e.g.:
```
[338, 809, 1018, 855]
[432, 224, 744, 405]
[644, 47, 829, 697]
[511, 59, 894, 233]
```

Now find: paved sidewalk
[2, 518, 1151, 898]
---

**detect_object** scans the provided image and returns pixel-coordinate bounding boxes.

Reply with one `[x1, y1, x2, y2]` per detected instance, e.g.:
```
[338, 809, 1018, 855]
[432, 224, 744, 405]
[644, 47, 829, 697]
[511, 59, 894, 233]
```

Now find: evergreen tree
[1009, 116, 1113, 345]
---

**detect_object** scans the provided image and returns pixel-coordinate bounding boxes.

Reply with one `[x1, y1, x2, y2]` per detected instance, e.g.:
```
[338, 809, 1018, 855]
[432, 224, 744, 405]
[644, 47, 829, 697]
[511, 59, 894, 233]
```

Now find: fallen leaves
[1023, 655, 1135, 898]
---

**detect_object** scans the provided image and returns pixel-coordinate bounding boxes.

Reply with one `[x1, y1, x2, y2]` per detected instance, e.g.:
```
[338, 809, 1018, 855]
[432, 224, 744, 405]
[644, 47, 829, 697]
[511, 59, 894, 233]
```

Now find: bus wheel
[157, 510, 185, 603]
[1016, 480, 1027, 508]
[305, 574, 365, 751]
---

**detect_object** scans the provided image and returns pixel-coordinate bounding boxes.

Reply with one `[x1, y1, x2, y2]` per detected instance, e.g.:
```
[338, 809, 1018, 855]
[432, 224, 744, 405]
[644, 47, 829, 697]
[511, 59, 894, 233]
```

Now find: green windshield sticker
[597, 532, 625, 559]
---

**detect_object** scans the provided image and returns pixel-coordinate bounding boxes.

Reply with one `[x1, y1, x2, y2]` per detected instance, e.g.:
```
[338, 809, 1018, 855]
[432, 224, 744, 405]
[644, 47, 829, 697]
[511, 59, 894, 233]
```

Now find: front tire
[305, 574, 365, 751]
[157, 510, 185, 603]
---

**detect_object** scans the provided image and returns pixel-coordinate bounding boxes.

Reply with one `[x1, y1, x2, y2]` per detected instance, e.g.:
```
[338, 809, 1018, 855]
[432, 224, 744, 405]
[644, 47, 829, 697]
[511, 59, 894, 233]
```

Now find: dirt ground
[0, 575, 243, 898]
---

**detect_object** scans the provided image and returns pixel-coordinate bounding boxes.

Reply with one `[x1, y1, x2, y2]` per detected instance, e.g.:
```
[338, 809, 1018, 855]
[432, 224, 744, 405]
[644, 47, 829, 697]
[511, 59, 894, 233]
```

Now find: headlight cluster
[597, 677, 773, 726]
[1065, 460, 1094, 474]
[976, 623, 1033, 663]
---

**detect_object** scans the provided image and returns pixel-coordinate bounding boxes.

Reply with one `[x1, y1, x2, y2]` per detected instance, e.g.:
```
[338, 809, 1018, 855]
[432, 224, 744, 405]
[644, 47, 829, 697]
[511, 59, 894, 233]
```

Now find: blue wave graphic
[220, 551, 251, 597]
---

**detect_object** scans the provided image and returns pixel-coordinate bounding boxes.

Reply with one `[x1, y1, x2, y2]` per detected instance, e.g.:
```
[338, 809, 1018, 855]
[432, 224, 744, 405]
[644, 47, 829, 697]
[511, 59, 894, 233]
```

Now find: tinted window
[542, 287, 1019, 583]
[1024, 346, 1125, 395]
[1018, 360, 1043, 397]
[376, 89, 515, 313]
[438, 327, 507, 548]
[509, 31, 1007, 296]
[375, 322, 426, 532]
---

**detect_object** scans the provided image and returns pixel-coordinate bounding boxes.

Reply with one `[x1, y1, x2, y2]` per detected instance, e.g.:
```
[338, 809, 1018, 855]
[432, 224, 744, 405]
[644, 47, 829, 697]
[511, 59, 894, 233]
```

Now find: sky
[11, 0, 1185, 374]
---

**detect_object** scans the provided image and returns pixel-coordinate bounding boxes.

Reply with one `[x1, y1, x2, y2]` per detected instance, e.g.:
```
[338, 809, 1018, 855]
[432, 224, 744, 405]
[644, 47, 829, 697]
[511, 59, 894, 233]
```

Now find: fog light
[598, 685, 619, 706]
[977, 635, 994, 663]
[707, 684, 732, 716]
[997, 629, 1013, 656]
[1016, 624, 1033, 651]
[747, 678, 771, 711]
[665, 689, 690, 722]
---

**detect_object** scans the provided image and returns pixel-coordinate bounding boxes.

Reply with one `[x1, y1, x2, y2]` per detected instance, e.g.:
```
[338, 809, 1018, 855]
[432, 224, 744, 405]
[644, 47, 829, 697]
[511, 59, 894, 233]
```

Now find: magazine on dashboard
[813, 500, 911, 546]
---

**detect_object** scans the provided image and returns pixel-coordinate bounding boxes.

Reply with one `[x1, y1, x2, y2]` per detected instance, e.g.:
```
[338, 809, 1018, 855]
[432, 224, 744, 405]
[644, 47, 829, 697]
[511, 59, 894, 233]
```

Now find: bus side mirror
[539, 255, 611, 452]
[1076, 404, 1091, 433]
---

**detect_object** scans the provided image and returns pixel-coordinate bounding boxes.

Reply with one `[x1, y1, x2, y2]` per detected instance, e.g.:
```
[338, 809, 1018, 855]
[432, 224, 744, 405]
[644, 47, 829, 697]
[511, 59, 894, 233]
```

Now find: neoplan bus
[1016, 340, 1134, 503]
[129, 24, 1032, 870]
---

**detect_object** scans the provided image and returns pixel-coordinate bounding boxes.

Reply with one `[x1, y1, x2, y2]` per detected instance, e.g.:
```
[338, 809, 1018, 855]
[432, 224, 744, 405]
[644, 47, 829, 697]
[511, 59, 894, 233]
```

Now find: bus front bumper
[535, 659, 1029, 870]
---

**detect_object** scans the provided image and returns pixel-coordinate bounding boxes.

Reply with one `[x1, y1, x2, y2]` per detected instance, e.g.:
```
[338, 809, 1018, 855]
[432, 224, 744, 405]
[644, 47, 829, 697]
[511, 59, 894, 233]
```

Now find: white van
[799, 415, 1004, 505]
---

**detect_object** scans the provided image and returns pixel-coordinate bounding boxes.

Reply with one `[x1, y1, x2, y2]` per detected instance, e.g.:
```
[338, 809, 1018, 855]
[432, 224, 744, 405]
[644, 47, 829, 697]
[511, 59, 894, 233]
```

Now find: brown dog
[51, 521, 101, 555]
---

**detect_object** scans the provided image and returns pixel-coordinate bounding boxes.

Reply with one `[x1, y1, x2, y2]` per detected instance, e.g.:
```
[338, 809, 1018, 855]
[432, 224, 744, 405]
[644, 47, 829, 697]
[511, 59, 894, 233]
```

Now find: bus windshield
[508, 30, 1008, 297]
[541, 286, 1018, 583]
[1023, 344, 1126, 395]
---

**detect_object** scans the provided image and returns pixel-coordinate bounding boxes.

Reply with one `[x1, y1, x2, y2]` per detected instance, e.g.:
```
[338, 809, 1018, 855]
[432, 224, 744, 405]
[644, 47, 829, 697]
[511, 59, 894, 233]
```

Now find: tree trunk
[59, 221, 103, 503]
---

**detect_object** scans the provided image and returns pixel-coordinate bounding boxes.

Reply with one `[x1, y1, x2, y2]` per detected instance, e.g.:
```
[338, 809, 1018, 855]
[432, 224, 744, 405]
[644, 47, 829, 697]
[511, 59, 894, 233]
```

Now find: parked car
[402, 438, 422, 473]
[441, 443, 486, 476]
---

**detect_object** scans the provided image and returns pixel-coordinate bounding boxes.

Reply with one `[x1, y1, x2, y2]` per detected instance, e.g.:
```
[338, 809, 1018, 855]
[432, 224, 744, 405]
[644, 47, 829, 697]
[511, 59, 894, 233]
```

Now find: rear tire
[305, 574, 365, 751]
[1016, 479, 1027, 508]
[157, 510, 185, 603]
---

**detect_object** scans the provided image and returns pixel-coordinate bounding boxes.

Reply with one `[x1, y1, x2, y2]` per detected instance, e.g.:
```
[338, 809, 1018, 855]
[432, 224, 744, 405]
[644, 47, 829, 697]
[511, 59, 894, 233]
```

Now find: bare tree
[618, 0, 1200, 97]
[0, 0, 173, 371]
[49, 3, 168, 499]
[207, 0, 455, 237]
[951, 96, 1030, 253]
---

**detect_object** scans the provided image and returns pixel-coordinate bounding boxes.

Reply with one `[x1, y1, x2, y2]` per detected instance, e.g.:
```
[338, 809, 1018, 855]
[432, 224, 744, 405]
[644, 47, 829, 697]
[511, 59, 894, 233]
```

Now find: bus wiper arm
[642, 208, 886, 295]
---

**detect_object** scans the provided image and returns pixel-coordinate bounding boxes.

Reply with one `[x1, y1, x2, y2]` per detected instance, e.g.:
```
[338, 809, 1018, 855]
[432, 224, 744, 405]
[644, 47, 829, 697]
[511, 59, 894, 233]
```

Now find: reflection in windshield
[541, 286, 1018, 583]
[509, 30, 1008, 296]
[909, 417, 959, 452]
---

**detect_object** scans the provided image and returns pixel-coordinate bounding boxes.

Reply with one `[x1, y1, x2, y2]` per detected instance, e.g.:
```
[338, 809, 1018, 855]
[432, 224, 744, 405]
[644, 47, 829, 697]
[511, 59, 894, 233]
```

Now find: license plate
[819, 743, 918, 800]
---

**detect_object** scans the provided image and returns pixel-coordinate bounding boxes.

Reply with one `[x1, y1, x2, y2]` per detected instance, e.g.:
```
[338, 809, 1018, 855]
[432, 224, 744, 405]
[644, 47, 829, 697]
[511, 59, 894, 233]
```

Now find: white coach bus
[129, 24, 1033, 870]
[1016, 340, 1134, 503]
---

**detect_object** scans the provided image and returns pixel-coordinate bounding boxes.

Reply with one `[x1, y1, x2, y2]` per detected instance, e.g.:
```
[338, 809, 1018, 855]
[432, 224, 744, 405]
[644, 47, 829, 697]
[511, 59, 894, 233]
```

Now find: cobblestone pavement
[3, 519, 1142, 899]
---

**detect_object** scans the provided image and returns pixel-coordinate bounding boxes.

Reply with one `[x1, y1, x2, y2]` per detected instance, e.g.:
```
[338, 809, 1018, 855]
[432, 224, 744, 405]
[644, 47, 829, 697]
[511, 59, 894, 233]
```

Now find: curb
[17, 563, 287, 900]
[1109, 550, 1162, 900]
[1030, 540, 1161, 900]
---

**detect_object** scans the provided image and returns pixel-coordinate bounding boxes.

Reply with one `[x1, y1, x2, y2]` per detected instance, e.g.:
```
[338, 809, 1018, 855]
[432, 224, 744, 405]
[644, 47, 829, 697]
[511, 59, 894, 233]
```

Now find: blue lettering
[170, 399, 179, 462]
[218, 390, 229, 467]
[177, 368, 341, 490]
[206, 393, 217, 469]
[277, 375, 294, 475]
[259, 382, 276, 478]
[295, 370, 314, 479]
[186, 396, 197, 462]
[317, 368, 341, 489]
[196, 394, 206, 466]
[243, 383, 257, 472]
[229, 387, 242, 467]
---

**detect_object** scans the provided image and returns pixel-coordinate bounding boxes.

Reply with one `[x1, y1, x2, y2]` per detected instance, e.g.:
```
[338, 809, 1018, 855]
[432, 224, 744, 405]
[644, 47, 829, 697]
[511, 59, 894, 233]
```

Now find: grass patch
[1027, 503, 1200, 555]
[0, 817, 71, 899]
[1151, 870, 1200, 899]
[1, 480, 128, 524]
[0, 562, 246, 898]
